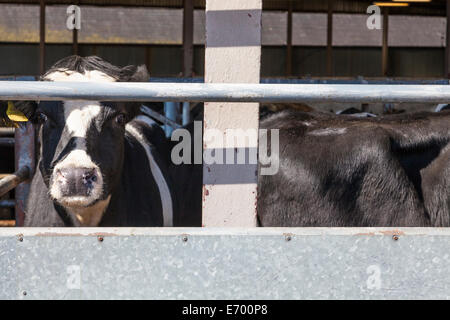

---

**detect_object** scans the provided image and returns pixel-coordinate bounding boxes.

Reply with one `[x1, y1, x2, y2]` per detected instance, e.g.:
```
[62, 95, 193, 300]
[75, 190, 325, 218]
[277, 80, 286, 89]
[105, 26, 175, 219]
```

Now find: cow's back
[258, 110, 450, 227]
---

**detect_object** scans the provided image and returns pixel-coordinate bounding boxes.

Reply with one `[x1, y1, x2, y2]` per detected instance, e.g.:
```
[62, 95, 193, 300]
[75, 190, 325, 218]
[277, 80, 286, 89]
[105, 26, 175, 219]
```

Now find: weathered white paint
[203, 0, 261, 227]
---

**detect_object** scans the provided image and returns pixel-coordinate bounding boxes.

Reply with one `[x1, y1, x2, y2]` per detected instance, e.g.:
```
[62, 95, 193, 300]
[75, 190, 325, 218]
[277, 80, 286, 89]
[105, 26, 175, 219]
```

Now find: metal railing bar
[0, 199, 15, 208]
[0, 166, 30, 197]
[0, 220, 15, 227]
[1, 81, 450, 103]
[141, 105, 182, 129]
[0, 137, 14, 147]
[0, 128, 15, 136]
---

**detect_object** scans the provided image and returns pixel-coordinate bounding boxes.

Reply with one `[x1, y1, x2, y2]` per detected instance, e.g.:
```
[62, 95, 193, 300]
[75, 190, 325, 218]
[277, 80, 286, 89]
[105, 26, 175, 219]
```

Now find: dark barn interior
[1, 0, 450, 226]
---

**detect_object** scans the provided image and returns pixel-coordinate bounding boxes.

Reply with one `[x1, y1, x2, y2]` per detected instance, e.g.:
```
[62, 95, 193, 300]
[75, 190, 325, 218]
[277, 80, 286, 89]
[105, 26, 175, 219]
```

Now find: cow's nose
[56, 167, 98, 196]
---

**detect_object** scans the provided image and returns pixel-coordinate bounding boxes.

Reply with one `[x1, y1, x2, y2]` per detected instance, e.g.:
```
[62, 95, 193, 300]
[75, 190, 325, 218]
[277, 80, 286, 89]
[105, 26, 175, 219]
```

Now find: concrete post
[203, 0, 261, 227]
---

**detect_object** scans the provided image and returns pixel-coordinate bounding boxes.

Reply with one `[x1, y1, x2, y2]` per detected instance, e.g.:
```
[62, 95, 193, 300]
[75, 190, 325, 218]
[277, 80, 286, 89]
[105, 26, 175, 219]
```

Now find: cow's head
[17, 56, 149, 218]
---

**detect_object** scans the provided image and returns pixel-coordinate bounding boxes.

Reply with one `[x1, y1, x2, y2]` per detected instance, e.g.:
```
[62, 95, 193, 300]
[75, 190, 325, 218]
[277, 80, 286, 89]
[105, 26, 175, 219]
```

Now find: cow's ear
[11, 101, 38, 123]
[125, 65, 150, 83]
[0, 101, 11, 126]
[0, 101, 37, 125]
[121, 65, 150, 119]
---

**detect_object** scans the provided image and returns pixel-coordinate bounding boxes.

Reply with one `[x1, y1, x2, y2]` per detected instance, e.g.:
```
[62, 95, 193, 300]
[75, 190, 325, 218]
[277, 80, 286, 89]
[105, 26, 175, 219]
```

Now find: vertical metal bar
[72, 29, 78, 55]
[183, 0, 194, 77]
[0, 200, 15, 208]
[39, 0, 46, 75]
[146, 46, 152, 74]
[182, 102, 191, 126]
[0, 138, 15, 147]
[72, 0, 79, 56]
[446, 0, 450, 78]
[14, 123, 35, 227]
[164, 102, 178, 138]
[327, 0, 333, 76]
[382, 8, 389, 77]
[286, 1, 293, 77]
[182, 0, 194, 127]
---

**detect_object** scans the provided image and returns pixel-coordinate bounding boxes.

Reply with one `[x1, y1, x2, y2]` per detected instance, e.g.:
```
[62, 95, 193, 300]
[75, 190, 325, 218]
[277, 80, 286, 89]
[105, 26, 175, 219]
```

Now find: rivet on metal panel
[22, 291, 27, 296]
[182, 235, 188, 242]
[97, 236, 104, 242]
[18, 235, 23, 242]
[285, 235, 292, 242]
[392, 235, 399, 241]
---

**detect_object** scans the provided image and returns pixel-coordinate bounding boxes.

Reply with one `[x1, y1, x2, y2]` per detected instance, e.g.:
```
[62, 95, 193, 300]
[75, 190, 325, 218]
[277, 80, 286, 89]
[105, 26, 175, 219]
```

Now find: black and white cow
[11, 55, 199, 227]
[436, 104, 450, 112]
[258, 110, 450, 227]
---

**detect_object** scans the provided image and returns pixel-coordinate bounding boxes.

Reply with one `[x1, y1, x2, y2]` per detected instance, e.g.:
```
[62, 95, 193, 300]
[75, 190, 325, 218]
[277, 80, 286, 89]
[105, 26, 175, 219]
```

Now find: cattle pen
[1, 81, 450, 299]
[1, 0, 450, 300]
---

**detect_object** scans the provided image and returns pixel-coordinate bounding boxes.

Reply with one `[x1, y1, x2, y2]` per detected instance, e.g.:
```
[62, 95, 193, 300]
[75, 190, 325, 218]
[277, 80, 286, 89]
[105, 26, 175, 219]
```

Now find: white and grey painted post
[203, 0, 261, 227]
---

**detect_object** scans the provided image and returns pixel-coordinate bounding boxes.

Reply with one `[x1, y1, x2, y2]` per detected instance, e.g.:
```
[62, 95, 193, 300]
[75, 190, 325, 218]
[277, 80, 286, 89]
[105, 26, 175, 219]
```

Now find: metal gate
[1, 81, 450, 299]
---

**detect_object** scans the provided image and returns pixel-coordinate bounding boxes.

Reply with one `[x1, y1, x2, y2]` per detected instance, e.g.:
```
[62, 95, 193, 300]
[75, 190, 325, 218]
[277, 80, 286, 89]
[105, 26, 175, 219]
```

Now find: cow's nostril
[56, 169, 65, 178]
[82, 170, 97, 184]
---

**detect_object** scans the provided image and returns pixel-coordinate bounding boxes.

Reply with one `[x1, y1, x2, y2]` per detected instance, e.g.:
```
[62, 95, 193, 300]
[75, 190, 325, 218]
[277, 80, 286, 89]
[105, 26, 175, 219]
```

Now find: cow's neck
[65, 195, 111, 227]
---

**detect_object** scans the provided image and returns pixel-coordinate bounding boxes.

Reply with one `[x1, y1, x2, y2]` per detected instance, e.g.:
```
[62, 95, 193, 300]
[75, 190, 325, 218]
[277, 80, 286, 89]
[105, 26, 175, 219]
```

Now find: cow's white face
[49, 102, 104, 208]
[44, 70, 115, 209]
[28, 65, 146, 225]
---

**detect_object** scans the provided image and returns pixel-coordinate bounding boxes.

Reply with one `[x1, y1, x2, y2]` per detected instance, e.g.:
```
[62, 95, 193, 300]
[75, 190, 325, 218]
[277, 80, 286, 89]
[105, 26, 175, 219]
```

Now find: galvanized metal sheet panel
[0, 228, 449, 300]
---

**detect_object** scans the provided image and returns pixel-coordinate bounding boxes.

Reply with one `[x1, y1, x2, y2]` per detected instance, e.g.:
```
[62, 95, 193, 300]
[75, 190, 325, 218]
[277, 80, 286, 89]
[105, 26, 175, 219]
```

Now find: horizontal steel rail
[0, 220, 14, 227]
[1, 227, 450, 299]
[0, 199, 15, 208]
[1, 81, 450, 103]
[0, 128, 15, 136]
[0, 137, 14, 147]
[148, 77, 450, 85]
[0, 166, 30, 197]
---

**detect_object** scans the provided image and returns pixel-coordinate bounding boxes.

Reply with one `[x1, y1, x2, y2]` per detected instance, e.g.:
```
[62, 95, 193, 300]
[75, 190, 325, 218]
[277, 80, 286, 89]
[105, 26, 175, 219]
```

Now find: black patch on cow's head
[43, 55, 149, 82]
[12, 56, 148, 122]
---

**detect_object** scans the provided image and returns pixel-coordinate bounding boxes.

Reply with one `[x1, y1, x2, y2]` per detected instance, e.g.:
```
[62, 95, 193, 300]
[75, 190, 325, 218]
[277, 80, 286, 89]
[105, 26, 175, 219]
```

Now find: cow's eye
[115, 113, 126, 126]
[36, 112, 48, 124]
